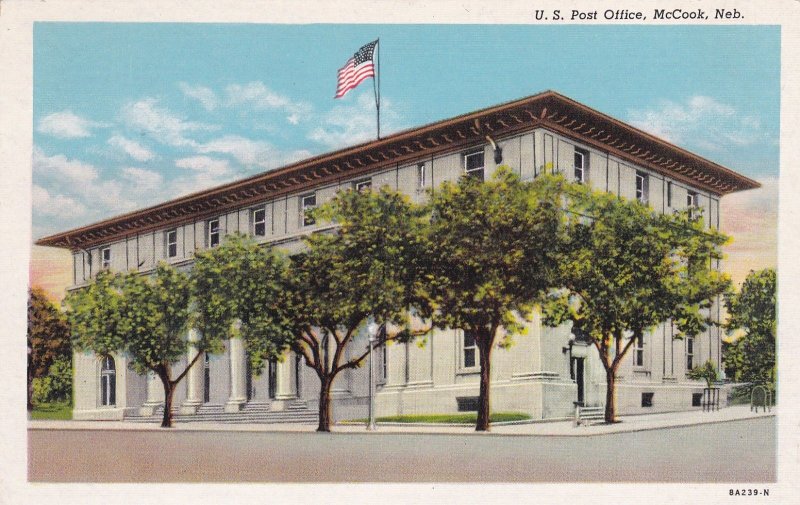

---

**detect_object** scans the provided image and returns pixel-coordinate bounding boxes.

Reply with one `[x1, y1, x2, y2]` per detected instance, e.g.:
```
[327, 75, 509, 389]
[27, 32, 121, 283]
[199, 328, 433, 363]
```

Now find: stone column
[139, 371, 164, 416]
[275, 356, 296, 400]
[225, 337, 247, 412]
[180, 329, 204, 415]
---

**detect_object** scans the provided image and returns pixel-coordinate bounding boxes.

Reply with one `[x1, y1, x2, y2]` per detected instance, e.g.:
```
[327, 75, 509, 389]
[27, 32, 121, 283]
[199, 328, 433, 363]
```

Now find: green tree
[27, 288, 71, 410]
[723, 268, 776, 392]
[287, 186, 430, 431]
[687, 359, 720, 389]
[541, 184, 730, 423]
[426, 167, 563, 431]
[66, 265, 208, 427]
[192, 234, 297, 386]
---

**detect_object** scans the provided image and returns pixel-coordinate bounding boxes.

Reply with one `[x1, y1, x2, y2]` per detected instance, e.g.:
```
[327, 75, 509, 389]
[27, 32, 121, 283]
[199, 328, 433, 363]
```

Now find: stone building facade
[36, 91, 759, 422]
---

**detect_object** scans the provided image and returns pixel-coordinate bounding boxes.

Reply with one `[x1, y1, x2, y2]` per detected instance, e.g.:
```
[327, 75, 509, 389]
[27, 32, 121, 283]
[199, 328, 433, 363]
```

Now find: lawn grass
[30, 401, 72, 420]
[346, 412, 530, 424]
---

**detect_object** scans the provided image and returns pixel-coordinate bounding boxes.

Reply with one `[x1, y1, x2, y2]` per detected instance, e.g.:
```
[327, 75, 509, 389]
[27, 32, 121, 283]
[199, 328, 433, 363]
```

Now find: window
[667, 181, 673, 207]
[633, 334, 644, 367]
[301, 194, 316, 227]
[354, 179, 372, 192]
[252, 208, 266, 237]
[100, 355, 116, 406]
[686, 336, 695, 370]
[462, 330, 478, 368]
[100, 247, 111, 269]
[417, 163, 426, 189]
[692, 393, 703, 407]
[246, 360, 255, 401]
[687, 191, 698, 208]
[203, 353, 210, 403]
[464, 151, 484, 180]
[165, 229, 178, 259]
[574, 148, 588, 183]
[641, 392, 654, 408]
[635, 171, 648, 203]
[268, 359, 277, 399]
[207, 218, 220, 248]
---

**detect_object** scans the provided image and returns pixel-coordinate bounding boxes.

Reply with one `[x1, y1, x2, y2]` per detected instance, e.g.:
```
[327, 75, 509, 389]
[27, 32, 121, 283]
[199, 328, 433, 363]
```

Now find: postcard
[2, 0, 797, 503]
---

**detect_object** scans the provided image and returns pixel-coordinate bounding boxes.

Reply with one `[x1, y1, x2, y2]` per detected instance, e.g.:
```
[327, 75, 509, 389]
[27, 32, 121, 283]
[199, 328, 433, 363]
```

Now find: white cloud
[121, 167, 164, 192]
[179, 82, 218, 111]
[32, 184, 86, 217]
[308, 92, 400, 149]
[196, 135, 271, 166]
[175, 156, 232, 177]
[120, 98, 217, 148]
[225, 82, 312, 124]
[627, 96, 768, 151]
[108, 134, 156, 162]
[37, 110, 108, 139]
[32, 146, 98, 185]
[32, 147, 138, 218]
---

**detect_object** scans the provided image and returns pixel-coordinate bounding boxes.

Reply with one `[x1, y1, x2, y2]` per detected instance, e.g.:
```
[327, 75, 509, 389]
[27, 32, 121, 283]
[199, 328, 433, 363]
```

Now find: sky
[29, 23, 780, 300]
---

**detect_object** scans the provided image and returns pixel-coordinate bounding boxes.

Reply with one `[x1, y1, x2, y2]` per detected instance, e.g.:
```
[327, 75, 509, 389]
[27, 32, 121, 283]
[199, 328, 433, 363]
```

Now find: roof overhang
[36, 91, 760, 251]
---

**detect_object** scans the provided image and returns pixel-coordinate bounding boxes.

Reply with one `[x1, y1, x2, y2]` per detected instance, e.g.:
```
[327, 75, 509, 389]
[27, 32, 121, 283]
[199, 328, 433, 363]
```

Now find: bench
[574, 405, 605, 426]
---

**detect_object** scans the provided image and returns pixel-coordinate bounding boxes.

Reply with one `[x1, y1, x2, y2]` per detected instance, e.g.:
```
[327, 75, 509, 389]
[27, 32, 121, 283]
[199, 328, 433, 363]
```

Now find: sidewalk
[28, 404, 774, 436]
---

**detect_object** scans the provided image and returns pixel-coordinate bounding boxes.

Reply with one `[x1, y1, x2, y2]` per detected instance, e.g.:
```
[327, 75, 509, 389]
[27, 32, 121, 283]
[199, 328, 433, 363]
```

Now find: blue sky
[32, 23, 779, 241]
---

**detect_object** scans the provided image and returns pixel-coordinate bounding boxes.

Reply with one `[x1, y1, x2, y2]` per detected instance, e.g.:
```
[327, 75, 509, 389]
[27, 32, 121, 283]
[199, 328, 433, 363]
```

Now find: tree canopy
[66, 264, 206, 427]
[192, 234, 297, 373]
[542, 182, 730, 422]
[723, 268, 776, 391]
[425, 167, 564, 431]
[27, 288, 71, 410]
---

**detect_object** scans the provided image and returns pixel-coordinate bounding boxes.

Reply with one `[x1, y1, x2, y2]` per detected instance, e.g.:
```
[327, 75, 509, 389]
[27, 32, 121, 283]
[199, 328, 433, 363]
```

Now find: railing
[702, 387, 721, 412]
[574, 403, 605, 427]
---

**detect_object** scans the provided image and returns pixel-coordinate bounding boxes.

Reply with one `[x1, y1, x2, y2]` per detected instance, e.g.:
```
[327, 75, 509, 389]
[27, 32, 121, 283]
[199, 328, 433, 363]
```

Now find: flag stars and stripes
[335, 40, 378, 99]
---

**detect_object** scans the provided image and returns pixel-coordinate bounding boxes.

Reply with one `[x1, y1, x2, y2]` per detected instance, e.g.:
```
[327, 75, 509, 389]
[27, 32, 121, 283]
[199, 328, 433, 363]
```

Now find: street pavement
[28, 406, 775, 482]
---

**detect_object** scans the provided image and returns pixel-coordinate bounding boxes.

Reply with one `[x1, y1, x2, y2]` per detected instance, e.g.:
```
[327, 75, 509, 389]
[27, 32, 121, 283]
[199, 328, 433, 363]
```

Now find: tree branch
[613, 330, 640, 369]
[171, 346, 204, 386]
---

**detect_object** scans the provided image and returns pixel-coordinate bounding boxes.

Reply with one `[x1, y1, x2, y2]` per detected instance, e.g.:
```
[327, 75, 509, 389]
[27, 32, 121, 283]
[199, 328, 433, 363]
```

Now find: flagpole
[373, 38, 381, 140]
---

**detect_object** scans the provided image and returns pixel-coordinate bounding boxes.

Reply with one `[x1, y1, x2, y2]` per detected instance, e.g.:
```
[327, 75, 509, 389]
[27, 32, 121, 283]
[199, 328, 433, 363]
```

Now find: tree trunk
[157, 371, 175, 428]
[604, 366, 617, 423]
[317, 377, 332, 432]
[476, 337, 493, 432]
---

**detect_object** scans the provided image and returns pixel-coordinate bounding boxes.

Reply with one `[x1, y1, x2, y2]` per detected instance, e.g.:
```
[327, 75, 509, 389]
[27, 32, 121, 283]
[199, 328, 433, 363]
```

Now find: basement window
[641, 392, 654, 408]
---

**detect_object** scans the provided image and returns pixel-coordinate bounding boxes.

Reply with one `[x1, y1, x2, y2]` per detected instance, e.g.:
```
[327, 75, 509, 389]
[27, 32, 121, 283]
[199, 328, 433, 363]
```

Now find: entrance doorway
[268, 360, 277, 399]
[571, 357, 585, 406]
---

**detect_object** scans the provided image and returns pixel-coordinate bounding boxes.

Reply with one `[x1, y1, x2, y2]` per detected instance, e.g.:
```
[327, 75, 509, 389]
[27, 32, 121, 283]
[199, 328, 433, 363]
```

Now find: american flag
[335, 40, 378, 99]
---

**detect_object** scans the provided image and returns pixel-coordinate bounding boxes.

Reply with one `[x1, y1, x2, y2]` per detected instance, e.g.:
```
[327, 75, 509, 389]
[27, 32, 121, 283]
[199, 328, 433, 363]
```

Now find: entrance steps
[125, 401, 318, 424]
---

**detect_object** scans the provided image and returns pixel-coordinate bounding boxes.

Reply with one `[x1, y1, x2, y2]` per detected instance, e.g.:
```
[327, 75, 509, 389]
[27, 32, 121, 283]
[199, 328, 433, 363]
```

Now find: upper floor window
[687, 191, 698, 219]
[464, 151, 484, 180]
[462, 330, 478, 369]
[574, 148, 588, 184]
[686, 336, 695, 371]
[207, 218, 220, 248]
[100, 355, 116, 407]
[633, 334, 644, 367]
[635, 171, 649, 203]
[100, 247, 111, 270]
[417, 163, 427, 189]
[354, 179, 372, 192]
[252, 208, 266, 237]
[165, 229, 178, 259]
[667, 181, 673, 207]
[301, 194, 317, 227]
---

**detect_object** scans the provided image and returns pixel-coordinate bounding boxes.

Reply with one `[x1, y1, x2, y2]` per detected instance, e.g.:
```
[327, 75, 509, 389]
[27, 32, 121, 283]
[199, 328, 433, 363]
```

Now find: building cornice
[36, 90, 760, 251]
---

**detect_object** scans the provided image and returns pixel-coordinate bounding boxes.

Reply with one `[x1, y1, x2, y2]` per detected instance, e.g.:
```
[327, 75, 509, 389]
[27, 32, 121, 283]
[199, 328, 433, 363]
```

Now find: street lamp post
[367, 322, 378, 431]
